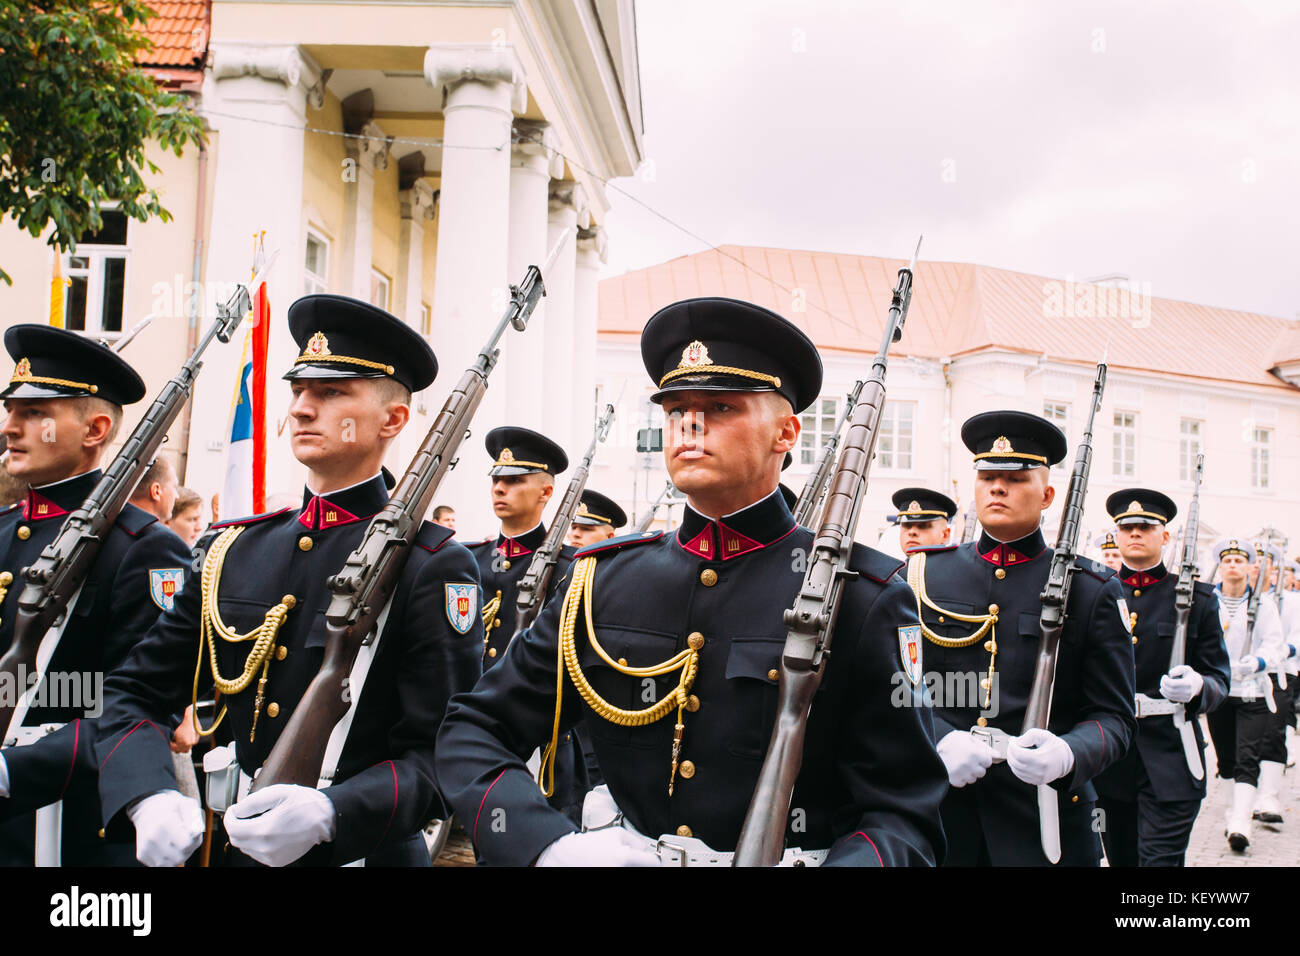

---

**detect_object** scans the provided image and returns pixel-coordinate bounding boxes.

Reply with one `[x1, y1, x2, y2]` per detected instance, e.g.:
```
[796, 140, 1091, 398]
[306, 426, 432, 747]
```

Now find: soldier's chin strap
[905, 552, 1000, 710]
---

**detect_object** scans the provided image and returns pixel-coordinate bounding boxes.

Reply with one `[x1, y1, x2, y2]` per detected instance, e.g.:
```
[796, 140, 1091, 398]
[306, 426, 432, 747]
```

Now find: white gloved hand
[1007, 728, 1075, 786]
[1231, 656, 1263, 681]
[0, 753, 8, 799]
[1160, 664, 1204, 704]
[534, 828, 660, 867]
[127, 790, 204, 867]
[936, 730, 995, 788]
[224, 784, 337, 867]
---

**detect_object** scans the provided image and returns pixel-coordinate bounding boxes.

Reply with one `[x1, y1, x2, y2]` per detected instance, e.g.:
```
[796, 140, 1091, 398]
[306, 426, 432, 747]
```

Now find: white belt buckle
[654, 837, 689, 867]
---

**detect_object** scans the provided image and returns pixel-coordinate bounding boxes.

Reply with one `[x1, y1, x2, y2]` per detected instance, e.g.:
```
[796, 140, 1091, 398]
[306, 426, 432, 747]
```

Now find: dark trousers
[1097, 763, 1202, 867]
[1206, 697, 1273, 784]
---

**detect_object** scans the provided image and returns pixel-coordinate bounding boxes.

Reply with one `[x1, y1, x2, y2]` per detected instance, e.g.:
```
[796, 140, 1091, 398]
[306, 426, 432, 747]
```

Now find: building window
[877, 401, 915, 472]
[63, 209, 129, 335]
[304, 231, 329, 294]
[369, 269, 390, 311]
[1112, 411, 1137, 478]
[1179, 419, 1202, 482]
[799, 397, 839, 466]
[1252, 427, 1271, 490]
[1042, 401, 1070, 475]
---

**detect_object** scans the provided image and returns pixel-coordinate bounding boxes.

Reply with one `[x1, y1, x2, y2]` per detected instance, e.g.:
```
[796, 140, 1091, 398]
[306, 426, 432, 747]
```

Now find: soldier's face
[899, 518, 949, 552]
[287, 378, 400, 470]
[1102, 550, 1124, 570]
[662, 390, 797, 505]
[567, 523, 614, 548]
[491, 473, 552, 523]
[1117, 521, 1168, 568]
[1220, 554, 1249, 587]
[0, 397, 108, 486]
[974, 467, 1054, 539]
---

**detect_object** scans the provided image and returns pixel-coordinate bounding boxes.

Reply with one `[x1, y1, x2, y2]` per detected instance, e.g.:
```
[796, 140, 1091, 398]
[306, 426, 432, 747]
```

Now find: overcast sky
[601, 0, 1300, 321]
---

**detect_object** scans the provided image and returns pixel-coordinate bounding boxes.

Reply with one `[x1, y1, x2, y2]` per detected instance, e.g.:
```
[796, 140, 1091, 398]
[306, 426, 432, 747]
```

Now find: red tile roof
[135, 1, 208, 72]
[599, 245, 1300, 391]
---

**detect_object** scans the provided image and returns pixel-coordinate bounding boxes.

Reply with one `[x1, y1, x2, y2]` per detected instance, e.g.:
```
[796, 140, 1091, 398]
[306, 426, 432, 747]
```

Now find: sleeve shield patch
[149, 568, 185, 612]
[445, 583, 479, 635]
[898, 624, 923, 686]
[1117, 598, 1132, 634]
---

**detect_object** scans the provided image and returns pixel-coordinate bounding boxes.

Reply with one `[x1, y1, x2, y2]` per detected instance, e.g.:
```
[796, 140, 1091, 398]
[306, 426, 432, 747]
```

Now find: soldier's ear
[377, 399, 410, 439]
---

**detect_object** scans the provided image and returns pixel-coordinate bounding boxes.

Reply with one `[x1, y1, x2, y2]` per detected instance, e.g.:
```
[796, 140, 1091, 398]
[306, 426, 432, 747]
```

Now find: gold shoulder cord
[0, 571, 12, 608]
[190, 527, 296, 743]
[541, 555, 699, 798]
[905, 552, 1000, 709]
[481, 590, 503, 652]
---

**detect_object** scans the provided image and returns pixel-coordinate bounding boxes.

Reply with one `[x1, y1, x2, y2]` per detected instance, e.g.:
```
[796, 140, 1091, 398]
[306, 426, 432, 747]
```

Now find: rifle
[251, 244, 559, 791]
[1244, 540, 1280, 708]
[960, 501, 979, 545]
[1021, 358, 1107, 864]
[633, 481, 677, 534]
[734, 237, 919, 867]
[792, 381, 863, 527]
[1169, 455, 1205, 779]
[512, 402, 615, 641]
[0, 261, 272, 744]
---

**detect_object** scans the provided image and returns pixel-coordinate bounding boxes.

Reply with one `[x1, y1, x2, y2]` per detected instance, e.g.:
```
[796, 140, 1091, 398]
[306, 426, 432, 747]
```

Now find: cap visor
[283, 363, 386, 381]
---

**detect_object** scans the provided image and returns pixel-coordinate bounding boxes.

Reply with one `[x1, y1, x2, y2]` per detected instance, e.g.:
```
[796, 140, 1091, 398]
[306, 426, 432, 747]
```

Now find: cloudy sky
[601, 0, 1300, 321]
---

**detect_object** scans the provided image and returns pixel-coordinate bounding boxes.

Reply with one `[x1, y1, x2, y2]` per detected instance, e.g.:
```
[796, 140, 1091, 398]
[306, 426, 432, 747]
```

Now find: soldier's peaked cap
[1106, 488, 1177, 526]
[573, 489, 627, 529]
[485, 426, 568, 477]
[641, 297, 822, 413]
[1, 324, 145, 405]
[891, 487, 957, 524]
[961, 410, 1067, 470]
[283, 294, 437, 393]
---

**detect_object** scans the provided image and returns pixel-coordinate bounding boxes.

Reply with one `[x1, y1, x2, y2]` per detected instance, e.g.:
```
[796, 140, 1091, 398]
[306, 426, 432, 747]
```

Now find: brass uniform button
[16, 526, 30, 541]
[488, 647, 497, 658]
[503, 560, 511, 570]
[687, 632, 705, 650]
[676, 825, 692, 838]
[276, 646, 288, 661]
[1134, 589, 1141, 597]
[984, 640, 997, 652]
[988, 604, 999, 616]
[679, 760, 696, 779]
[976, 716, 988, 727]
[1132, 636, 1138, 645]
[686, 694, 700, 712]
[699, 568, 717, 587]
[266, 702, 280, 718]
[617, 658, 628, 666]
[283, 595, 296, 609]
[98, 828, 106, 839]
[938, 616, 945, 624]
[1071, 795, 1079, 804]
[767, 668, 779, 681]
[994, 568, 1006, 579]
[298, 536, 313, 552]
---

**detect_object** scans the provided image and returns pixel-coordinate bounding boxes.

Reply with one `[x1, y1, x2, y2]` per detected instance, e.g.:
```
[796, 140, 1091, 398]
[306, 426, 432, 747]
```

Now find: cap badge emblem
[1229, 538, 1238, 549]
[991, 436, 1013, 454]
[500, 448, 514, 462]
[908, 500, 921, 512]
[679, 340, 712, 369]
[13, 357, 31, 380]
[1128, 500, 1142, 513]
[577, 503, 593, 518]
[1106, 533, 1115, 546]
[305, 332, 331, 356]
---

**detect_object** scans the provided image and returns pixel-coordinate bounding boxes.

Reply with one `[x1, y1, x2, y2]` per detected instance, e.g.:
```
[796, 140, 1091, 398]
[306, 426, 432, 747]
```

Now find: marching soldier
[93, 295, 483, 867]
[1203, 538, 1285, 851]
[435, 297, 948, 866]
[892, 486, 956, 553]
[565, 489, 627, 549]
[1253, 542, 1297, 822]
[1095, 530, 1124, 572]
[0, 325, 191, 865]
[903, 410, 1136, 866]
[1091, 489, 1229, 866]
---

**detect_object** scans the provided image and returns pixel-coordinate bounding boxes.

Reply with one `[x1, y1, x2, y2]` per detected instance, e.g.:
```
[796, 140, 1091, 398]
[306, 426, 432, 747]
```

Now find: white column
[573, 225, 607, 439]
[194, 42, 325, 509]
[543, 181, 587, 457]
[341, 121, 390, 301]
[504, 120, 564, 432]
[397, 178, 436, 327]
[424, 44, 526, 539]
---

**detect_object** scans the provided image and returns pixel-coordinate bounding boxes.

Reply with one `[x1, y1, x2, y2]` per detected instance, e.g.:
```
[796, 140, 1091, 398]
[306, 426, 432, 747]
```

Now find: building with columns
[591, 246, 1300, 563]
[0, 0, 642, 541]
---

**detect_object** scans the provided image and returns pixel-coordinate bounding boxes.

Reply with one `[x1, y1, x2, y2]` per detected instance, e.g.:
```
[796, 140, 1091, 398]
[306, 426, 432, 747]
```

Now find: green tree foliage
[0, 0, 205, 283]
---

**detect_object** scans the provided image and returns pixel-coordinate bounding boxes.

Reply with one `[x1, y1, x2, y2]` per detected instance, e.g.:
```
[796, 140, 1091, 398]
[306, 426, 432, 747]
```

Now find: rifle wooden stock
[512, 403, 615, 640]
[0, 284, 253, 744]
[252, 260, 548, 790]
[734, 243, 917, 866]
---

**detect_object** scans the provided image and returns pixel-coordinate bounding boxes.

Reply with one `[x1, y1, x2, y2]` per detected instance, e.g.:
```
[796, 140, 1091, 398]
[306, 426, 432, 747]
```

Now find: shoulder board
[116, 503, 159, 538]
[211, 506, 293, 530]
[1073, 556, 1117, 582]
[559, 543, 578, 561]
[849, 544, 905, 584]
[1193, 580, 1217, 598]
[466, 538, 494, 551]
[415, 521, 455, 554]
[575, 529, 664, 559]
[914, 543, 957, 554]
[0, 502, 19, 517]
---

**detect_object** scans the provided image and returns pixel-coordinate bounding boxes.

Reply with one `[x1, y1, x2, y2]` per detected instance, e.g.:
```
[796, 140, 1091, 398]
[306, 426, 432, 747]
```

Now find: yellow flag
[49, 254, 68, 327]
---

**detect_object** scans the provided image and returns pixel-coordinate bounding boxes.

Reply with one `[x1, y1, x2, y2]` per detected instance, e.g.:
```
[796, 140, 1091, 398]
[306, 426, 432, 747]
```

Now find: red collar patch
[298, 496, 361, 531]
[23, 491, 68, 522]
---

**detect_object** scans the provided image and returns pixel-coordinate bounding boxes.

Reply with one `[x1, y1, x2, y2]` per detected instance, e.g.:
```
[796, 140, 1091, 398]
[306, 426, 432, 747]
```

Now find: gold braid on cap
[294, 331, 394, 374]
[659, 365, 781, 389]
[575, 503, 611, 524]
[9, 357, 97, 393]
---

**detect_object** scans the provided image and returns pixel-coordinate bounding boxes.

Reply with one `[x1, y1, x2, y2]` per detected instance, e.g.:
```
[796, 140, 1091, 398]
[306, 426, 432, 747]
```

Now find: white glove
[534, 828, 660, 867]
[127, 790, 204, 867]
[1160, 664, 1204, 704]
[936, 730, 995, 788]
[0, 754, 8, 799]
[224, 784, 337, 867]
[1231, 656, 1264, 681]
[1007, 728, 1075, 786]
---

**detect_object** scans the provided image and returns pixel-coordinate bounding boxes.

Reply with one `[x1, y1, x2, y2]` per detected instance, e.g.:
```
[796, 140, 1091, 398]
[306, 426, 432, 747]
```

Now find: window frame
[303, 228, 330, 295]
[1112, 409, 1138, 479]
[874, 399, 916, 475]
[61, 207, 131, 339]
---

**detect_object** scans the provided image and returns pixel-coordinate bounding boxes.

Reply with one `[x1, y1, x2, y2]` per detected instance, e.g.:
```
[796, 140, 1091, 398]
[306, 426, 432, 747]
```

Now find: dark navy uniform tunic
[437, 489, 949, 866]
[909, 529, 1137, 866]
[0, 470, 190, 865]
[93, 474, 483, 866]
[1093, 564, 1229, 865]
